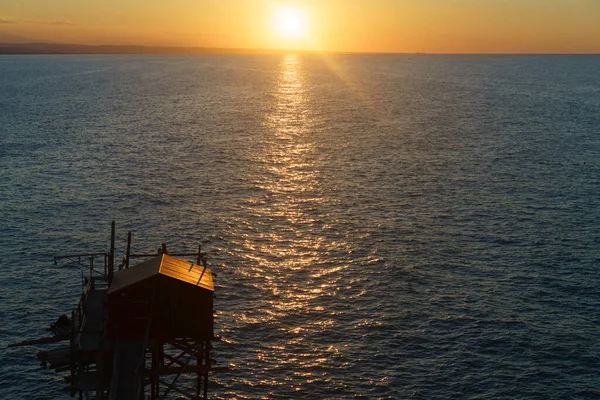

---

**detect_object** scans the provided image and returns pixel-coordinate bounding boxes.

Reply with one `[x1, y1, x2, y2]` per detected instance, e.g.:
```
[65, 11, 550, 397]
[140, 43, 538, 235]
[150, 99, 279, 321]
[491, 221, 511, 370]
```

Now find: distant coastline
[0, 42, 597, 55]
[0, 42, 384, 55]
[0, 42, 293, 55]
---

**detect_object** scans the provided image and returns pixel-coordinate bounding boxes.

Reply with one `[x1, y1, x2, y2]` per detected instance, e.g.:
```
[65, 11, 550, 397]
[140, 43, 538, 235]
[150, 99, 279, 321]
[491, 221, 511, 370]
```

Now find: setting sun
[273, 5, 309, 40]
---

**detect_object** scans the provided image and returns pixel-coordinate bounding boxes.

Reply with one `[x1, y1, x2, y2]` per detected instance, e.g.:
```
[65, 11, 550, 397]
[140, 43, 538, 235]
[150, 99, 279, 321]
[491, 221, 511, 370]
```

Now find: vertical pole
[157, 342, 164, 398]
[196, 342, 204, 398]
[197, 245, 202, 266]
[97, 320, 104, 400]
[124, 231, 132, 270]
[89, 256, 94, 289]
[108, 221, 115, 284]
[150, 343, 156, 400]
[70, 310, 76, 386]
[158, 342, 163, 398]
[203, 340, 210, 400]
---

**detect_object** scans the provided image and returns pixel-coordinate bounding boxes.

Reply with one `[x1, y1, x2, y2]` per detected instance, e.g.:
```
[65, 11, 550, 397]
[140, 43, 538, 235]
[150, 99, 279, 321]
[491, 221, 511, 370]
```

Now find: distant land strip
[2, 43, 597, 55]
[0, 42, 380, 55]
[0, 42, 292, 55]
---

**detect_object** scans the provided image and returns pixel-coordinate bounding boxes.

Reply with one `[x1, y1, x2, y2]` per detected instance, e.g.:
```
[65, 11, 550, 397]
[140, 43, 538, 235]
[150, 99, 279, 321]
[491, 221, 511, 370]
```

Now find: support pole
[197, 245, 202, 266]
[89, 256, 94, 287]
[124, 231, 132, 270]
[196, 342, 203, 397]
[203, 340, 210, 400]
[108, 221, 115, 284]
[150, 343, 158, 400]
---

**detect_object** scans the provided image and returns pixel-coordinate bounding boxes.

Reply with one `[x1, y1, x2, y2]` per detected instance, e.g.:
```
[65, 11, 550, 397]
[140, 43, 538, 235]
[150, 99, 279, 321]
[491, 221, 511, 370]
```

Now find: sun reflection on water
[251, 53, 326, 272]
[217, 54, 355, 395]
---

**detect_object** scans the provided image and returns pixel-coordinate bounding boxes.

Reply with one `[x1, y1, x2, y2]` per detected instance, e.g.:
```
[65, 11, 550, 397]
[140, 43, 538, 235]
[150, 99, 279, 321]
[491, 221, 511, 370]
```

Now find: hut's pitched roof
[108, 254, 214, 294]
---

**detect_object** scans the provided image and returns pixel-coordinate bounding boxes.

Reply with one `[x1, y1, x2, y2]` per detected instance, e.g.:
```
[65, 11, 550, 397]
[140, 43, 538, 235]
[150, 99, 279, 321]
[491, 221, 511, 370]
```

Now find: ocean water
[1, 54, 599, 399]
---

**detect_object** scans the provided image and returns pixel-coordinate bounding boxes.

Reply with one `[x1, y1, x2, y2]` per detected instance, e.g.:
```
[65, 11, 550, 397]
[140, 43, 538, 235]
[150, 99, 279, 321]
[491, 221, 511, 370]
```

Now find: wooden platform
[78, 289, 108, 352]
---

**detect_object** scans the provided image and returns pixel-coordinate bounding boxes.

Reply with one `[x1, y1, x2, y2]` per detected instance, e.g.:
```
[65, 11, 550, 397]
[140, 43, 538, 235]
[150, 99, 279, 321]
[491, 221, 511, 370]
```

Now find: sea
[1, 54, 599, 399]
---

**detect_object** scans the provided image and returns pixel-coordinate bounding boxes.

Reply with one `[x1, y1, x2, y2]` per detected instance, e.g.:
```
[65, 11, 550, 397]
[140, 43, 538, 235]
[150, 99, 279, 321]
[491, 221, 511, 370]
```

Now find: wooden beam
[152, 366, 229, 376]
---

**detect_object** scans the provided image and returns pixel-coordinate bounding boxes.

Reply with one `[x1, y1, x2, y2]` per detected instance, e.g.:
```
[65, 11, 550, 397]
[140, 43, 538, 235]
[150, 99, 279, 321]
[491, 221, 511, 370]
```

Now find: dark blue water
[1, 54, 600, 399]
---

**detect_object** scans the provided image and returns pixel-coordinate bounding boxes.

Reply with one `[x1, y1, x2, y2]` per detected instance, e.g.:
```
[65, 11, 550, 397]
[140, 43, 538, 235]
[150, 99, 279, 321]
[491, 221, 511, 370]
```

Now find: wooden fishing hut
[106, 253, 215, 399]
[24, 222, 224, 400]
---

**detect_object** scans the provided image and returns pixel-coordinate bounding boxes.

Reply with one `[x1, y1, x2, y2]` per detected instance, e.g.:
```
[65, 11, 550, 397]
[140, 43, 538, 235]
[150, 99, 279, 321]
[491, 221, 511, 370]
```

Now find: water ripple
[1, 54, 600, 399]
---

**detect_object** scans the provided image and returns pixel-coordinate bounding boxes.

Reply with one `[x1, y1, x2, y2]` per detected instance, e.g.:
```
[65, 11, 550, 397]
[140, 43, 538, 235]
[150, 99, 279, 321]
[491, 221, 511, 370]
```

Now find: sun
[273, 5, 309, 40]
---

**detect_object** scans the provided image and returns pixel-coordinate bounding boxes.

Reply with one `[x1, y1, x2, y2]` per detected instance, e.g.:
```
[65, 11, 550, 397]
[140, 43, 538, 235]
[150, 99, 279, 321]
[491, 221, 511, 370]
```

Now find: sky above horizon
[1, 0, 599, 53]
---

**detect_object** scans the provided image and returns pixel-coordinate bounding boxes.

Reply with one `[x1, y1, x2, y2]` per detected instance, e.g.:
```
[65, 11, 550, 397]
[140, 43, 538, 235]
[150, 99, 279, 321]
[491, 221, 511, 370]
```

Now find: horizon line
[0, 42, 598, 56]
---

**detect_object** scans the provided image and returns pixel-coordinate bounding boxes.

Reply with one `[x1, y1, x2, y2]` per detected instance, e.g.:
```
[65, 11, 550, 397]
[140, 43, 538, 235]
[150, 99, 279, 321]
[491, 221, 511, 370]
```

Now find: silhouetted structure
[25, 222, 224, 399]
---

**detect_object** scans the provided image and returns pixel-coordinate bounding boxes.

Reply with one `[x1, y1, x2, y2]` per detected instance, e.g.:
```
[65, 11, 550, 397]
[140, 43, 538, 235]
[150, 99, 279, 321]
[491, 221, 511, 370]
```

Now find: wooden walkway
[78, 288, 108, 352]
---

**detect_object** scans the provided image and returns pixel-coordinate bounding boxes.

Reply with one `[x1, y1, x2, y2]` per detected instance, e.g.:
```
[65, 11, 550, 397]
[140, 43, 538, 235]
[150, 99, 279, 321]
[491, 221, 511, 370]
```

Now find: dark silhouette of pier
[17, 222, 225, 399]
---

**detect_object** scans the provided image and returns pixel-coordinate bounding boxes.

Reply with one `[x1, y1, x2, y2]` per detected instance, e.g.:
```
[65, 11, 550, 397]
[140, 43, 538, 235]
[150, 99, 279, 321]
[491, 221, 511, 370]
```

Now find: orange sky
[1, 0, 599, 53]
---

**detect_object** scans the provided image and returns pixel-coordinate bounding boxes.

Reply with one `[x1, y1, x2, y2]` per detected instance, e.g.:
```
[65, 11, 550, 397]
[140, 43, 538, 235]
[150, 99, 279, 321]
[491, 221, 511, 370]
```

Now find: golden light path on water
[219, 54, 353, 393]
[250, 53, 330, 312]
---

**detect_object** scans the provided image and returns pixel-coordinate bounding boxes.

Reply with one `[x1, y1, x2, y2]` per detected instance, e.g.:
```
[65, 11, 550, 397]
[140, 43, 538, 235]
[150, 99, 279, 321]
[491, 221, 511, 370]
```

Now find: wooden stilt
[124, 231, 132, 270]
